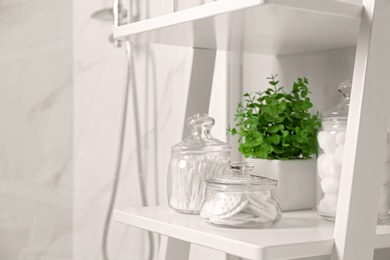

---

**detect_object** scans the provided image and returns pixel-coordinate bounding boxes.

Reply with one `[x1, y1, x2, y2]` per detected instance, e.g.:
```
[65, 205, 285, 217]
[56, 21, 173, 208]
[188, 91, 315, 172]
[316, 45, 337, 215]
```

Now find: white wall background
[1, 0, 389, 259]
[0, 0, 72, 259]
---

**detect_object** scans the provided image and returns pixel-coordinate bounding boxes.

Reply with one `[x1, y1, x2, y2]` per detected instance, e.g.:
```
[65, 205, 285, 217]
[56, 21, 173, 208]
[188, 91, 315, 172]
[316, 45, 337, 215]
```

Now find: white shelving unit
[113, 0, 390, 259]
[115, 206, 390, 260]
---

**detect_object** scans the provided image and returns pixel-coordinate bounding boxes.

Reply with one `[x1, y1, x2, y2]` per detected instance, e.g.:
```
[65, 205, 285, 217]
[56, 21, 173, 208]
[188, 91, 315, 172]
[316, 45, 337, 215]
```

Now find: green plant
[228, 75, 321, 160]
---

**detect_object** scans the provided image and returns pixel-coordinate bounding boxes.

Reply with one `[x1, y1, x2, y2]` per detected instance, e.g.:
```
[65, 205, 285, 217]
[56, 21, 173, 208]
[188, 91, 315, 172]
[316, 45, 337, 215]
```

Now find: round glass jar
[200, 162, 282, 228]
[167, 114, 231, 214]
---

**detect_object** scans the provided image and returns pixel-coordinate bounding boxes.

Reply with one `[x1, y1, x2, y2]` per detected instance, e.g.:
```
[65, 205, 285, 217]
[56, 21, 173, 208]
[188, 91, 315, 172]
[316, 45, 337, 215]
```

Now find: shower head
[91, 6, 127, 22]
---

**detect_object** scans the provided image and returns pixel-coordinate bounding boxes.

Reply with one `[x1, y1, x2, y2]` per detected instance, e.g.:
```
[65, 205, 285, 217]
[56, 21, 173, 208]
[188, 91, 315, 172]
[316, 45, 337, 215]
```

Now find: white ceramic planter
[247, 158, 316, 211]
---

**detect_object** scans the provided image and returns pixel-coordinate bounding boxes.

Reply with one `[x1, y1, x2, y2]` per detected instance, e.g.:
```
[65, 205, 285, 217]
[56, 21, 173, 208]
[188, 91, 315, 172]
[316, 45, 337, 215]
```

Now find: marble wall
[73, 0, 195, 258]
[0, 0, 73, 259]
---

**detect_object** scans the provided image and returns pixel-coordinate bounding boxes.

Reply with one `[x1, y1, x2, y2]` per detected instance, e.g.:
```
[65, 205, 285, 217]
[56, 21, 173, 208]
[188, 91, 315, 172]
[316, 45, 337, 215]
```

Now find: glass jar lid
[206, 162, 277, 189]
[171, 113, 231, 153]
[321, 80, 351, 122]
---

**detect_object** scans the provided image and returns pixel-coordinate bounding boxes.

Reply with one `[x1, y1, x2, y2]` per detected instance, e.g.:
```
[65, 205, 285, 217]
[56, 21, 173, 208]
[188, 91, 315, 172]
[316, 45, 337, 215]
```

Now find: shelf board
[114, 206, 390, 260]
[113, 0, 363, 55]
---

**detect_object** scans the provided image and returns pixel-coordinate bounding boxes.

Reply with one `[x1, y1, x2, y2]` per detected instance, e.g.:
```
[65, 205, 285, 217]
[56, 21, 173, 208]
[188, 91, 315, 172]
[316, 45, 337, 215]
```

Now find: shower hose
[101, 40, 155, 260]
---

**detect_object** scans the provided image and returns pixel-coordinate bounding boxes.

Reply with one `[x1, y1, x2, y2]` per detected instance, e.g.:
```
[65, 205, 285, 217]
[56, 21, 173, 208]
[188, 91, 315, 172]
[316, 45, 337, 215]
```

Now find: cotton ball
[318, 131, 338, 153]
[317, 199, 327, 214]
[334, 145, 345, 165]
[319, 154, 342, 180]
[317, 131, 330, 148]
[378, 185, 390, 216]
[321, 178, 340, 195]
[335, 131, 346, 146]
[382, 163, 390, 185]
[318, 194, 338, 216]
[323, 194, 338, 216]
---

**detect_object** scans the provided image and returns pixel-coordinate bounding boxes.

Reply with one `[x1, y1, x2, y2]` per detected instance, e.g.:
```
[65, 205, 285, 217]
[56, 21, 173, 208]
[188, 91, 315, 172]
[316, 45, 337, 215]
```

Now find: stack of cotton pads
[200, 192, 280, 227]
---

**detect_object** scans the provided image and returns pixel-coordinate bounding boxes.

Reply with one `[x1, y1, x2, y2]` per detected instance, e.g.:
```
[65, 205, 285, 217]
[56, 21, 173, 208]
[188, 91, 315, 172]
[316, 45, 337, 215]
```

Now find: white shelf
[114, 0, 363, 55]
[114, 206, 390, 260]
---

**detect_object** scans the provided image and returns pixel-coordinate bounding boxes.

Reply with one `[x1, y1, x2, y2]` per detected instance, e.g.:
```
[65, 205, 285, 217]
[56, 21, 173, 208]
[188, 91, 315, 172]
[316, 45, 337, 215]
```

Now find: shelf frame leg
[332, 0, 390, 259]
[158, 236, 191, 260]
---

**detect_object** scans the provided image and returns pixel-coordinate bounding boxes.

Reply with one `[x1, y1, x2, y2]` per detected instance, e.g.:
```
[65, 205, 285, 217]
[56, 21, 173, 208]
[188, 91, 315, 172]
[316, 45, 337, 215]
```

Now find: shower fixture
[91, 4, 127, 22]
[90, 4, 127, 47]
[95, 1, 154, 260]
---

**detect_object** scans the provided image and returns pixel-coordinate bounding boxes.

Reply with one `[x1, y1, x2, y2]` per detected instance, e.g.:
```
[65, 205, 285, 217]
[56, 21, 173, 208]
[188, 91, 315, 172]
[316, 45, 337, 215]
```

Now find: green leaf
[260, 144, 271, 153]
[267, 125, 280, 133]
[264, 114, 275, 122]
[273, 147, 284, 154]
[275, 93, 284, 100]
[282, 130, 289, 138]
[253, 132, 264, 142]
[242, 138, 262, 148]
[269, 134, 280, 145]
[274, 116, 285, 123]
[261, 106, 272, 113]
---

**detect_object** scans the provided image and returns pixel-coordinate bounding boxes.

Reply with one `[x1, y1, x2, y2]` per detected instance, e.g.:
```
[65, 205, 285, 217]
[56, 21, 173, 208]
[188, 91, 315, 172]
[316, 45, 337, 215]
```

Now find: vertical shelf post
[332, 0, 390, 259]
[182, 48, 217, 139]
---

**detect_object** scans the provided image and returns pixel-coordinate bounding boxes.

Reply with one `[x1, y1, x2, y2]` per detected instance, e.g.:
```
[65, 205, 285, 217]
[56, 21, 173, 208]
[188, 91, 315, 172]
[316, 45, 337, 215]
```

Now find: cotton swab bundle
[168, 152, 230, 213]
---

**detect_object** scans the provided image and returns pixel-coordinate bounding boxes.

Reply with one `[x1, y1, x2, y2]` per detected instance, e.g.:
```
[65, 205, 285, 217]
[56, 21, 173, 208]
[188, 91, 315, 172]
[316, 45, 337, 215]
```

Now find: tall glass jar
[167, 114, 231, 214]
[317, 81, 390, 222]
[200, 162, 282, 228]
[316, 80, 350, 222]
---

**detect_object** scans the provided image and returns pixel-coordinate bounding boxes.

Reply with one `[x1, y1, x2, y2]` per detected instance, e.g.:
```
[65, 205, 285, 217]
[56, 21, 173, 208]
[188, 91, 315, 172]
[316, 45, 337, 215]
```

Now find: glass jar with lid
[316, 80, 351, 221]
[167, 114, 231, 214]
[200, 162, 282, 228]
[316, 81, 390, 222]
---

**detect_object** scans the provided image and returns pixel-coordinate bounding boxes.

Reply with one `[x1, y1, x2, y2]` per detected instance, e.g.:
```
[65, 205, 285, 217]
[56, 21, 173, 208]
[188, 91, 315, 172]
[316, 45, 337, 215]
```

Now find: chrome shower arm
[113, 0, 120, 27]
[112, 0, 121, 47]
